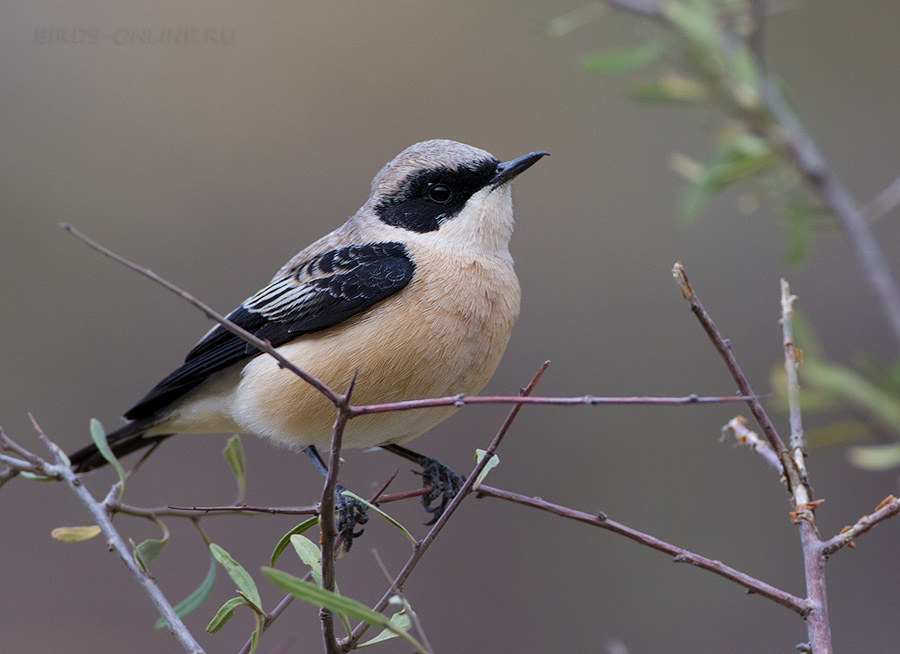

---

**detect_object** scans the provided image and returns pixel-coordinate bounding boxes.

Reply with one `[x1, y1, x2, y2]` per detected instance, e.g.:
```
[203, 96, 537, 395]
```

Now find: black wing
[124, 242, 415, 421]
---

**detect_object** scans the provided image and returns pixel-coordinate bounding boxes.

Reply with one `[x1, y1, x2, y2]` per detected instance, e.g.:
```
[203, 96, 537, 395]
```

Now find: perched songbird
[69, 140, 546, 543]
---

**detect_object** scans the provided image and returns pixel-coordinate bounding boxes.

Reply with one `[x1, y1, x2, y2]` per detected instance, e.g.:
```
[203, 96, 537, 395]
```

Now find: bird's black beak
[491, 151, 550, 189]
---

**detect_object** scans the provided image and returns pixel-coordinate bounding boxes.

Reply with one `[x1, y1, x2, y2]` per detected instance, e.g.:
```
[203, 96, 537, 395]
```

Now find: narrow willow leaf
[134, 536, 168, 568]
[89, 418, 126, 494]
[358, 609, 414, 648]
[210, 543, 262, 612]
[51, 526, 101, 542]
[261, 568, 427, 654]
[155, 555, 217, 629]
[133, 521, 170, 569]
[848, 443, 900, 471]
[804, 421, 872, 450]
[474, 449, 500, 487]
[340, 490, 417, 547]
[785, 204, 811, 264]
[531, 2, 608, 38]
[206, 596, 246, 634]
[222, 435, 246, 503]
[20, 472, 56, 481]
[290, 535, 323, 587]
[358, 596, 416, 648]
[627, 74, 710, 103]
[804, 361, 900, 435]
[248, 614, 263, 654]
[581, 39, 666, 75]
[270, 517, 319, 567]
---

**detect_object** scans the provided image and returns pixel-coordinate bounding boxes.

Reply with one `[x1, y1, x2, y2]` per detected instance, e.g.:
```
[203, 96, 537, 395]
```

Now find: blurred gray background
[2, 1, 899, 652]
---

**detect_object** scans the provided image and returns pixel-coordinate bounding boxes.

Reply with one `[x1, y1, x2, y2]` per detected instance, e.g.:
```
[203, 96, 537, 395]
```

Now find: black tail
[68, 420, 173, 473]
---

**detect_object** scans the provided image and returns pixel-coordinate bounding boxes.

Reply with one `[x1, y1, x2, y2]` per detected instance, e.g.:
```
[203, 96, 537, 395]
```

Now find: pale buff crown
[368, 139, 497, 200]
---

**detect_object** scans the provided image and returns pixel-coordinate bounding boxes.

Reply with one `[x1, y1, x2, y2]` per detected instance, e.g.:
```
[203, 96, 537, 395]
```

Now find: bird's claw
[335, 484, 369, 551]
[419, 458, 466, 525]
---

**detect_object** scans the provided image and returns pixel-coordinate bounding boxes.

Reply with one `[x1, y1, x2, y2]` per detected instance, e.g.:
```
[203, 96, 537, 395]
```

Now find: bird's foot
[419, 458, 466, 525]
[335, 484, 369, 551]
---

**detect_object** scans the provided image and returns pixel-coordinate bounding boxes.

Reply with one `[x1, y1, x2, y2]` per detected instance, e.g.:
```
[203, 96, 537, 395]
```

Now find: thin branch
[747, 0, 767, 70]
[476, 484, 808, 615]
[780, 279, 831, 653]
[351, 392, 759, 416]
[604, 0, 663, 20]
[27, 416, 205, 654]
[721, 416, 783, 473]
[319, 378, 355, 654]
[61, 223, 343, 407]
[758, 83, 900, 349]
[821, 495, 900, 557]
[673, 264, 790, 461]
[861, 174, 900, 222]
[237, 472, 399, 654]
[780, 280, 809, 483]
[341, 361, 549, 650]
[117, 502, 317, 518]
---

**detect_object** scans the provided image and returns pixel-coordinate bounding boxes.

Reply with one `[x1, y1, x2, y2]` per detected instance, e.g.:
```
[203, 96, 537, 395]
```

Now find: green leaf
[804, 361, 900, 436]
[261, 568, 427, 654]
[358, 597, 416, 648]
[627, 74, 710, 103]
[222, 435, 246, 503]
[210, 543, 262, 613]
[340, 490, 417, 547]
[51, 525, 101, 542]
[473, 449, 500, 487]
[270, 517, 319, 567]
[805, 421, 872, 450]
[133, 521, 170, 570]
[155, 554, 217, 629]
[785, 204, 811, 264]
[847, 443, 900, 471]
[789, 310, 824, 363]
[90, 418, 126, 495]
[20, 472, 56, 481]
[134, 535, 168, 568]
[206, 596, 246, 633]
[290, 535, 323, 587]
[582, 39, 666, 75]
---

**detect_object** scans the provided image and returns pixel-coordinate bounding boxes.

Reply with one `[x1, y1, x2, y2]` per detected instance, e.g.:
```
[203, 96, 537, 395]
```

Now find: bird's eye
[427, 184, 452, 203]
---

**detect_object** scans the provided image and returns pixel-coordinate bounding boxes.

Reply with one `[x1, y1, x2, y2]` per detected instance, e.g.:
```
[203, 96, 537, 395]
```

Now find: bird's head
[364, 140, 547, 253]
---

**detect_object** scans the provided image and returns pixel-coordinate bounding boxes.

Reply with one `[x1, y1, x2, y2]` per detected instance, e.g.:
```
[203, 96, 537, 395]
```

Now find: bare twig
[62, 223, 343, 407]
[604, 0, 663, 20]
[861, 174, 900, 222]
[747, 0, 767, 70]
[341, 361, 549, 650]
[351, 392, 759, 416]
[476, 484, 808, 615]
[27, 416, 205, 654]
[822, 495, 900, 557]
[779, 281, 831, 653]
[673, 264, 790, 462]
[721, 416, 783, 474]
[319, 377, 355, 654]
[780, 280, 809, 483]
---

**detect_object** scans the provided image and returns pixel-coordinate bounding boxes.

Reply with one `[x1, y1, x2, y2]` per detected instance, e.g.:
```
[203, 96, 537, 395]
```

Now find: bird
[68, 139, 547, 545]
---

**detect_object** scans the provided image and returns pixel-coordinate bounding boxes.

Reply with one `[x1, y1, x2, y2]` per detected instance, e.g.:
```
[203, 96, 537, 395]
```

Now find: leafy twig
[27, 415, 206, 654]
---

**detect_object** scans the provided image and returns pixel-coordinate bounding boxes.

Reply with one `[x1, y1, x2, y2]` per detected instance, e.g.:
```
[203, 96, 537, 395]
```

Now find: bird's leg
[380, 443, 466, 525]
[303, 446, 369, 550]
